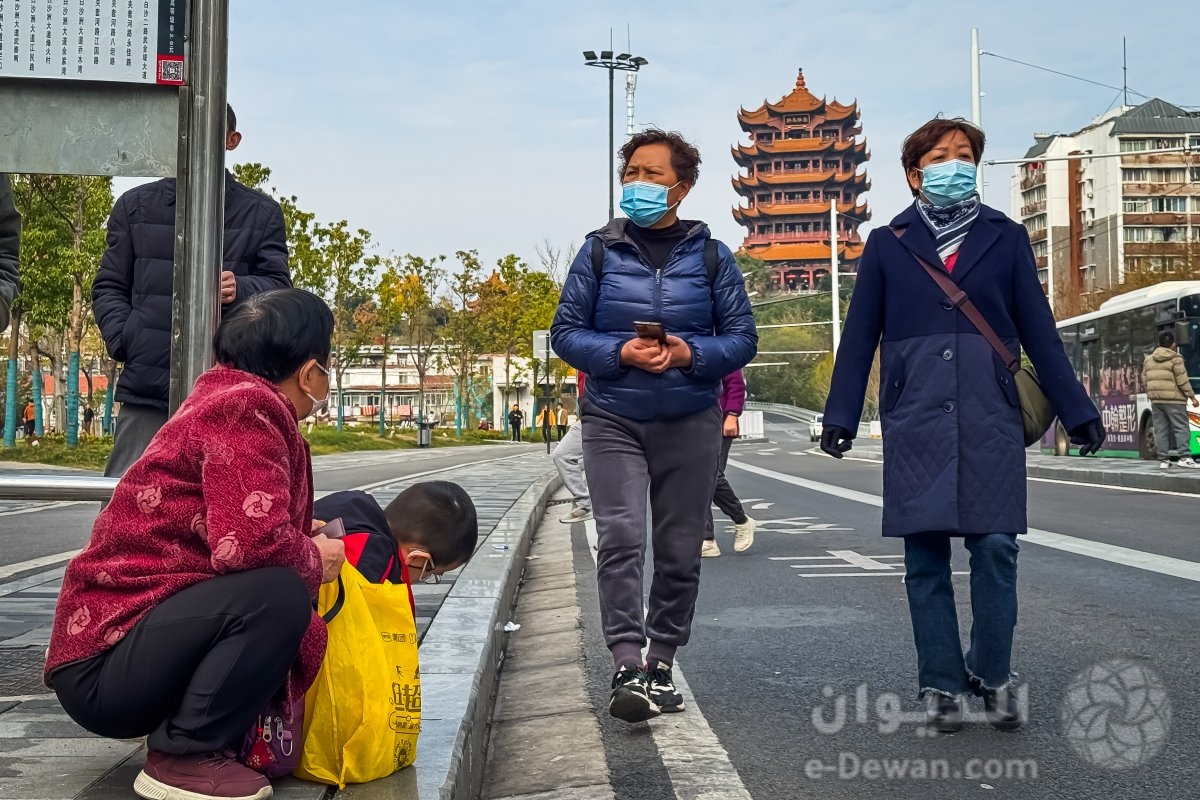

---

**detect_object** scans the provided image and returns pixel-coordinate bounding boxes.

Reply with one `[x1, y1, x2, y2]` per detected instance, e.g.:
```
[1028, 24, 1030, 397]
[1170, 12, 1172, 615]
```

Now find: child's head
[384, 481, 478, 582]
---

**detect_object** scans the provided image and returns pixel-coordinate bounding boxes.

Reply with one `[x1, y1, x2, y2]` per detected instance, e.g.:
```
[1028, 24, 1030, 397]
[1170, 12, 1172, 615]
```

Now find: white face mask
[304, 362, 331, 416]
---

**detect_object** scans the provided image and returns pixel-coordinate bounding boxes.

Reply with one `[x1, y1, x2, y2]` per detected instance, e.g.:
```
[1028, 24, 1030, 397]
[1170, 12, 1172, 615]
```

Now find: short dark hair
[901, 117, 986, 196]
[213, 289, 333, 382]
[1160, 331, 1176, 348]
[385, 481, 479, 568]
[227, 104, 237, 133]
[618, 128, 702, 186]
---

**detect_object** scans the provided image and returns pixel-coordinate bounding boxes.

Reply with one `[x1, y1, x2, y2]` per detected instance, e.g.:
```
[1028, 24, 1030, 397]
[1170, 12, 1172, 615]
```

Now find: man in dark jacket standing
[93, 106, 291, 477]
[0, 174, 21, 333]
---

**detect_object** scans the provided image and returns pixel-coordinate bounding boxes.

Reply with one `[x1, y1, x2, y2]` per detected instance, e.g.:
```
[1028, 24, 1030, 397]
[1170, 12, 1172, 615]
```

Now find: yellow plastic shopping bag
[294, 563, 420, 788]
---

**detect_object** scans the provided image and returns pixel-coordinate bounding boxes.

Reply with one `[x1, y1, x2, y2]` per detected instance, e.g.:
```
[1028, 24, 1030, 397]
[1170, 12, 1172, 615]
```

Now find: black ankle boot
[983, 688, 1024, 731]
[925, 694, 964, 733]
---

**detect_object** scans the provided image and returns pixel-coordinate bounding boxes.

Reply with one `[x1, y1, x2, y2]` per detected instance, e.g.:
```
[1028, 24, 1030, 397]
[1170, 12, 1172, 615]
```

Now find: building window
[1124, 198, 1149, 213]
[1119, 138, 1149, 152]
[1151, 197, 1188, 212]
[1122, 168, 1148, 182]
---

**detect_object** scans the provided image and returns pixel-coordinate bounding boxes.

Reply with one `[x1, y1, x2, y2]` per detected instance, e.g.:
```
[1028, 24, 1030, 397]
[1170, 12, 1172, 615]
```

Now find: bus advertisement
[1045, 281, 1200, 459]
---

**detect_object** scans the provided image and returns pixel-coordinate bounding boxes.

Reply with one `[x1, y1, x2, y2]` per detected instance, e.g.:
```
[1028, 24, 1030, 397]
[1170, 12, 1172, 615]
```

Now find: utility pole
[830, 198, 841, 357]
[970, 27, 984, 201]
[583, 48, 648, 220]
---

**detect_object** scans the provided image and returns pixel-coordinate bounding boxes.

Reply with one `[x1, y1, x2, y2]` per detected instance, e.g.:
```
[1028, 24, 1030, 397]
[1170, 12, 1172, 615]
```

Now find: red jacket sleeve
[198, 399, 322, 593]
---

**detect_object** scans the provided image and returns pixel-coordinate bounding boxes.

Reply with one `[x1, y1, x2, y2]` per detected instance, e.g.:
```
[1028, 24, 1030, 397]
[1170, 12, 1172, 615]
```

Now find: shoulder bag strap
[890, 227, 1020, 375]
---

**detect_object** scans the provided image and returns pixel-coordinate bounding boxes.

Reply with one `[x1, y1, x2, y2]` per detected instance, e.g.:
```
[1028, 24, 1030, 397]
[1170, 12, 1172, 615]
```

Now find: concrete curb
[843, 447, 1200, 495]
[413, 469, 563, 800]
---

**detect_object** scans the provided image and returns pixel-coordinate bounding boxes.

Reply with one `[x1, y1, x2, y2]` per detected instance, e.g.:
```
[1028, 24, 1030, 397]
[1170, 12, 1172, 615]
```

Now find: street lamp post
[583, 50, 648, 220]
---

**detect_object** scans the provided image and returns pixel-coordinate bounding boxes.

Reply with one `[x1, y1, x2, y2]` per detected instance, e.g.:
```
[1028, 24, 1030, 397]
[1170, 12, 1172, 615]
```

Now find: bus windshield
[1177, 294, 1200, 392]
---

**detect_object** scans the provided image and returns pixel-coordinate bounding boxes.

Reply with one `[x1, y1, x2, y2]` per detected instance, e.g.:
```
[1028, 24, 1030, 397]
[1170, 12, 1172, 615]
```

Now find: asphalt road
[573, 416, 1199, 800]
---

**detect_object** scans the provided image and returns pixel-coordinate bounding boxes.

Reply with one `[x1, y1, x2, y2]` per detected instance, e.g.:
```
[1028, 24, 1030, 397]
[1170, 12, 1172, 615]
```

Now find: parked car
[809, 413, 824, 442]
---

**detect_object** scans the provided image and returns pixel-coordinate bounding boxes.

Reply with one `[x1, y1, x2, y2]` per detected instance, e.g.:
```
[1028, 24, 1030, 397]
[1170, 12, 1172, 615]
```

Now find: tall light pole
[583, 50, 648, 220]
[970, 27, 984, 200]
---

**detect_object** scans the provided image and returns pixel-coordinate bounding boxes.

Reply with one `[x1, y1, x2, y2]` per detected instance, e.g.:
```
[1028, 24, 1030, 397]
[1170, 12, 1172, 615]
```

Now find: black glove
[820, 425, 854, 459]
[1069, 418, 1106, 457]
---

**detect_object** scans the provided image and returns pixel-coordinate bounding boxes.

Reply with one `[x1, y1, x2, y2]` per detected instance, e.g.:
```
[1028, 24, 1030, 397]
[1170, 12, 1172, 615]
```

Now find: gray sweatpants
[104, 403, 169, 478]
[581, 399, 722, 660]
[1152, 403, 1191, 462]
[551, 423, 589, 510]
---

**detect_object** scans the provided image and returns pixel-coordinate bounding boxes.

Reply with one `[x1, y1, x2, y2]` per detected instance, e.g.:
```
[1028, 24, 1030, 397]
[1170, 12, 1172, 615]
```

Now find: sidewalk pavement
[0, 452, 560, 800]
[844, 440, 1200, 494]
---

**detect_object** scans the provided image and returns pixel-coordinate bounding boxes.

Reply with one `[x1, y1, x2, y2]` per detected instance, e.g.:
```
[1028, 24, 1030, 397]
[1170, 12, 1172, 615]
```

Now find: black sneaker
[609, 665, 660, 723]
[647, 661, 685, 713]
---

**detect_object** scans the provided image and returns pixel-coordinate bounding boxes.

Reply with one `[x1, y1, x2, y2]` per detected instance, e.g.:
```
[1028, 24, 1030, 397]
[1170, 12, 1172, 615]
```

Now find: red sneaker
[133, 750, 273, 800]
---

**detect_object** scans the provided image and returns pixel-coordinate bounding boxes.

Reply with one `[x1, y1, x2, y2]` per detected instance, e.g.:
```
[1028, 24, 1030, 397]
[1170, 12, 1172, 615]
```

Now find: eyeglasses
[412, 553, 441, 585]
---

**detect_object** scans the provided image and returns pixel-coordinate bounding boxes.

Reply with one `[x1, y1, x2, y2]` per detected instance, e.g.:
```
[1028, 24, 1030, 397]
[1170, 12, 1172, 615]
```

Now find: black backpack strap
[704, 239, 719, 285]
[590, 237, 605, 282]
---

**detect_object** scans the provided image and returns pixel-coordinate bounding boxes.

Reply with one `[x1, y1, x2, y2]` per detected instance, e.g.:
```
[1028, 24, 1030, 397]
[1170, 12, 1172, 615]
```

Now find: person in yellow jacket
[1142, 331, 1200, 468]
[535, 405, 553, 443]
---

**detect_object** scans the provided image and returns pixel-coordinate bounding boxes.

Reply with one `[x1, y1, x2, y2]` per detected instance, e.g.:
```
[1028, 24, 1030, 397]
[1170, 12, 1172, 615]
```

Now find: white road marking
[797, 571, 970, 578]
[728, 459, 1200, 584]
[0, 501, 84, 517]
[340, 452, 532, 494]
[582, 519, 753, 799]
[0, 551, 80, 580]
[750, 502, 774, 510]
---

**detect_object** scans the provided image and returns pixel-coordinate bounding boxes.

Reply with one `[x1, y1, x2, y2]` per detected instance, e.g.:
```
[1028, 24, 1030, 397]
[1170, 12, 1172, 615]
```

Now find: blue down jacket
[824, 203, 1099, 537]
[92, 173, 291, 409]
[551, 218, 757, 421]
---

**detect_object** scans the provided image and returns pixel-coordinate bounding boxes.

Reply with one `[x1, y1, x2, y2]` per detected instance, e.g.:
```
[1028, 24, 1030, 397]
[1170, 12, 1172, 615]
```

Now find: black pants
[511, 425, 522, 442]
[705, 435, 748, 539]
[557, 424, 568, 440]
[52, 567, 312, 755]
[581, 400, 721, 655]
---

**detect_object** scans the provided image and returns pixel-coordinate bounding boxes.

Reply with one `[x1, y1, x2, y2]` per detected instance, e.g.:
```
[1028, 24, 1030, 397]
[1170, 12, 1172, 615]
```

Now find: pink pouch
[239, 696, 304, 779]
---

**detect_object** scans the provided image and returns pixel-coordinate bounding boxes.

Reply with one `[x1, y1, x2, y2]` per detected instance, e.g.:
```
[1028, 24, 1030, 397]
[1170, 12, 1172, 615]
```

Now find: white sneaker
[701, 539, 721, 558]
[1161, 462, 1172, 470]
[733, 517, 757, 552]
[1181, 460, 1200, 470]
[559, 506, 593, 523]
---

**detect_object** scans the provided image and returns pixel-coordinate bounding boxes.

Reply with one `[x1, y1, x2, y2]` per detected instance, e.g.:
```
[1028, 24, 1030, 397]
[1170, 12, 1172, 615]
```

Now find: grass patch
[0, 434, 113, 471]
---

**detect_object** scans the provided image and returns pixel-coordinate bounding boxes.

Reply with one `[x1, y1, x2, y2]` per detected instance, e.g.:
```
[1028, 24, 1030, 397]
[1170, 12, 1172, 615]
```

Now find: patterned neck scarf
[915, 193, 981, 263]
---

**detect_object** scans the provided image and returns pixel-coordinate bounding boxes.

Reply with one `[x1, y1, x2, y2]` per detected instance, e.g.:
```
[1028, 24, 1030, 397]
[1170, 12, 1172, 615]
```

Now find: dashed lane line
[727, 459, 1200, 584]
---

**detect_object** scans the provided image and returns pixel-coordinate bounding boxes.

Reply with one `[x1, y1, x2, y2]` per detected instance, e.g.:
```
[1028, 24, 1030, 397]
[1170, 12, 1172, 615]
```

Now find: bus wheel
[1054, 423, 1071, 456]
[1139, 414, 1156, 460]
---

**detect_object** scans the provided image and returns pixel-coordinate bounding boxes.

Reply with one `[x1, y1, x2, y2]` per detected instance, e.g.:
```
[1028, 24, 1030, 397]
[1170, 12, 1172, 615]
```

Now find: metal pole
[169, 0, 229, 413]
[544, 338, 552, 455]
[608, 66, 616, 220]
[970, 27, 984, 201]
[830, 198, 841, 357]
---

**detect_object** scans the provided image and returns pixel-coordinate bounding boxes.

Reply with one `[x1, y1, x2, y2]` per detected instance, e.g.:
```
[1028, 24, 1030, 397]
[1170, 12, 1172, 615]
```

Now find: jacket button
[943, 401, 955, 413]
[1001, 376, 1009, 385]
[942, 299, 954, 310]
[942, 349, 953, 361]
[893, 379, 902, 388]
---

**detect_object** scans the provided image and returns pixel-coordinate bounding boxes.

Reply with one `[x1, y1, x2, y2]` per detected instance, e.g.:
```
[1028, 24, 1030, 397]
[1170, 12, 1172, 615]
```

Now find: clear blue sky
[209, 0, 1200, 270]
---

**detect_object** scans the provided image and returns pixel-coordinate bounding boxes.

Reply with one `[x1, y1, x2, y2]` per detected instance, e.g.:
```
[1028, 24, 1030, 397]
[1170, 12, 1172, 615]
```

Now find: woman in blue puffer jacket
[551, 128, 757, 724]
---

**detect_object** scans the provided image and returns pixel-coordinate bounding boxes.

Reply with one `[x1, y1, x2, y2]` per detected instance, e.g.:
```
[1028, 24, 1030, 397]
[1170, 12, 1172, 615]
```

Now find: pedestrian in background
[507, 404, 524, 442]
[556, 402, 569, 441]
[1143, 331, 1199, 469]
[92, 105, 291, 478]
[702, 369, 756, 557]
[0, 173, 21, 333]
[553, 128, 757, 723]
[553, 374, 591, 524]
[82, 403, 95, 437]
[22, 400, 35, 441]
[536, 405, 553, 443]
[822, 118, 1103, 734]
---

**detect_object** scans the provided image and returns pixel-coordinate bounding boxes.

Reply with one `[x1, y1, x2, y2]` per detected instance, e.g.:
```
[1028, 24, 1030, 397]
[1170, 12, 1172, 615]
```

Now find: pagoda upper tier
[731, 69, 871, 291]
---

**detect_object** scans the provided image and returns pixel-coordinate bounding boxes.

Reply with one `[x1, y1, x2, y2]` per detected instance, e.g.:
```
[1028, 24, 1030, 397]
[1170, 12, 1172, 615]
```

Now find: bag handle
[321, 574, 346, 623]
[890, 227, 1020, 376]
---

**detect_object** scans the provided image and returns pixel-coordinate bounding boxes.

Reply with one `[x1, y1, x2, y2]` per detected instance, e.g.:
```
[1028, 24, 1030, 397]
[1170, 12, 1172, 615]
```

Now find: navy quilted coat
[824, 204, 1099, 537]
[551, 219, 758, 421]
[93, 174, 291, 409]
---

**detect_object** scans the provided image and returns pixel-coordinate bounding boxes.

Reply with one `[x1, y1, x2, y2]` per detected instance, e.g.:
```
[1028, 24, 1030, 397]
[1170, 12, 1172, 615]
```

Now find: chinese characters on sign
[0, 0, 184, 84]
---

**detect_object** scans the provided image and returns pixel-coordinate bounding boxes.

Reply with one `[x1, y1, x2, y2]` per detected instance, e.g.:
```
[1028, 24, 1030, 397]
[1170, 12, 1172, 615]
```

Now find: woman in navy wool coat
[822, 118, 1105, 734]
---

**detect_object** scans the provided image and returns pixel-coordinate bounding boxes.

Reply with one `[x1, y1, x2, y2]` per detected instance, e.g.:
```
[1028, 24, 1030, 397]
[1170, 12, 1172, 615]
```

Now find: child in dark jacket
[312, 481, 479, 616]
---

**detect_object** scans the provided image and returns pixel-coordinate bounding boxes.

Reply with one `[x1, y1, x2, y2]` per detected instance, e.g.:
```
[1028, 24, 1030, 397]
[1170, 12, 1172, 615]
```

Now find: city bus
[1047, 282, 1200, 458]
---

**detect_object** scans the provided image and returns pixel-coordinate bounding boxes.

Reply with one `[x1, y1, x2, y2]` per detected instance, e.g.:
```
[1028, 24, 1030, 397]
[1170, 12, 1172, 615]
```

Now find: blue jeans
[903, 533, 1019, 698]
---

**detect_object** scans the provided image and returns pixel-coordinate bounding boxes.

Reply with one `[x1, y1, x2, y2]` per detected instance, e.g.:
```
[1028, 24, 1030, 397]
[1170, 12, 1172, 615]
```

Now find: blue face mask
[620, 181, 680, 227]
[920, 160, 978, 207]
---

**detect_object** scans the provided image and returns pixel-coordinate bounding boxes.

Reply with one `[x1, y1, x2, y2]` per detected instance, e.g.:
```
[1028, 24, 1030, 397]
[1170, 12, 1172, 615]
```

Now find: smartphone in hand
[314, 517, 346, 539]
[633, 321, 667, 343]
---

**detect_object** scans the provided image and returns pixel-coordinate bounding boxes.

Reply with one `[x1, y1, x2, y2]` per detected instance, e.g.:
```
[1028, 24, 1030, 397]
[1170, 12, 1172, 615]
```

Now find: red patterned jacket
[45, 366, 326, 702]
